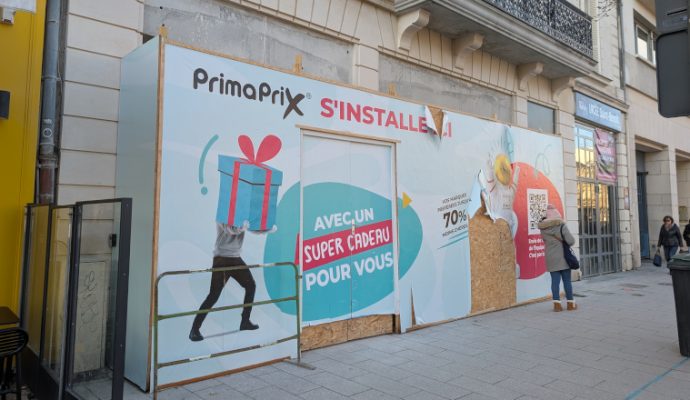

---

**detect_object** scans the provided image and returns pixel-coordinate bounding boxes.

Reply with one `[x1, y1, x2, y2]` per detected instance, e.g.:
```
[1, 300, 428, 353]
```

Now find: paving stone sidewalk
[148, 264, 690, 400]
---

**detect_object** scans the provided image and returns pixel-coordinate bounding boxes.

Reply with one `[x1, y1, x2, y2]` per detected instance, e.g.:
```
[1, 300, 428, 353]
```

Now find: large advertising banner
[139, 42, 565, 384]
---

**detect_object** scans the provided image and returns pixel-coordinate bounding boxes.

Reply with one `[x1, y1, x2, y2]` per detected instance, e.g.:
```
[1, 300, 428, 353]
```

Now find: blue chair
[0, 328, 28, 400]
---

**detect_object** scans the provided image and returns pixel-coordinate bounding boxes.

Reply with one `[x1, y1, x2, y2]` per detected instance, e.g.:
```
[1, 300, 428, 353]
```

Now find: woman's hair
[545, 204, 562, 220]
[664, 215, 674, 223]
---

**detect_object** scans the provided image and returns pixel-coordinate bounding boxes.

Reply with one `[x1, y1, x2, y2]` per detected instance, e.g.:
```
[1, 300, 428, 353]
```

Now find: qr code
[527, 189, 548, 235]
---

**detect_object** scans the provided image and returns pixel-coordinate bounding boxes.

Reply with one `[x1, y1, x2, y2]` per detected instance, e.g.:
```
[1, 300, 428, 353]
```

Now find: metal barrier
[152, 262, 303, 399]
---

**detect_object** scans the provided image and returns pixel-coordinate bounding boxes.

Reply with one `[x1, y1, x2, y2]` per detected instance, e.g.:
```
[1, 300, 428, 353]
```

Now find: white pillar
[646, 147, 679, 254]
[677, 160, 690, 247]
[616, 131, 633, 271]
[352, 44, 379, 91]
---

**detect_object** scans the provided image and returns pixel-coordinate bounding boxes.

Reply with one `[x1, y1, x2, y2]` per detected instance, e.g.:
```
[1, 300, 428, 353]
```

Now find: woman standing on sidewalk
[539, 204, 577, 312]
[658, 215, 683, 264]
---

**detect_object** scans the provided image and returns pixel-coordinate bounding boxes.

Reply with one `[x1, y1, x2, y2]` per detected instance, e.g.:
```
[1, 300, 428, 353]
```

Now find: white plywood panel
[115, 37, 160, 390]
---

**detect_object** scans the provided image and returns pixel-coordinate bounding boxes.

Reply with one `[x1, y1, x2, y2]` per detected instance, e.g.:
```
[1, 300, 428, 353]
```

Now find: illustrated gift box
[216, 135, 283, 231]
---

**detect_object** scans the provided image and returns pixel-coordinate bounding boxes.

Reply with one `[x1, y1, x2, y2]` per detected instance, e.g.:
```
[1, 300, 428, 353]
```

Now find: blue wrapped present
[216, 152, 283, 231]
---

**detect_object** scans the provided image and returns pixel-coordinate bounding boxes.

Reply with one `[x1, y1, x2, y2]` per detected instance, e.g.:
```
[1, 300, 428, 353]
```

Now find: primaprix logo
[192, 68, 306, 119]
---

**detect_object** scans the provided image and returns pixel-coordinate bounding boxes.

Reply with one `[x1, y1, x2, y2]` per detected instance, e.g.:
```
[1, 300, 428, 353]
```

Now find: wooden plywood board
[427, 105, 444, 136]
[468, 201, 517, 314]
[301, 314, 394, 350]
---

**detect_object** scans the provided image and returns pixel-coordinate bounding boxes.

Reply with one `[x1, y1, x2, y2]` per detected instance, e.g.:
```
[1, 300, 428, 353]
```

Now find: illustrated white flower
[479, 126, 519, 237]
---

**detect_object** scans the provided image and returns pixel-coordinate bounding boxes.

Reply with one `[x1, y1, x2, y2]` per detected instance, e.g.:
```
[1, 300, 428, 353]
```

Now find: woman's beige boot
[567, 300, 577, 311]
[553, 301, 563, 312]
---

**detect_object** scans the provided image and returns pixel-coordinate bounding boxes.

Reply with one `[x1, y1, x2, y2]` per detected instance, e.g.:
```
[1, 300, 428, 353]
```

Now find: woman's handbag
[653, 249, 662, 267]
[560, 225, 580, 270]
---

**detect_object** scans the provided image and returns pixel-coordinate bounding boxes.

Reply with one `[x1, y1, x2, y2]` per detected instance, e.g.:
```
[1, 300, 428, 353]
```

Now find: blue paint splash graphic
[198, 134, 219, 195]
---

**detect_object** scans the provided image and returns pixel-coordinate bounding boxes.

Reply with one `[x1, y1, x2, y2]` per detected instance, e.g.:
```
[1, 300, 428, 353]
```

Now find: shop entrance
[575, 125, 620, 277]
[300, 130, 398, 348]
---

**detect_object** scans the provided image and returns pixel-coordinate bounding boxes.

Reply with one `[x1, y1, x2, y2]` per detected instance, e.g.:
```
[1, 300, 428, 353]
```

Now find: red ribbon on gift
[228, 135, 282, 230]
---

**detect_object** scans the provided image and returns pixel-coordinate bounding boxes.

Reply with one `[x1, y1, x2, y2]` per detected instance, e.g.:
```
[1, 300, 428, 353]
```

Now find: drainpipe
[617, 0, 628, 101]
[37, 0, 64, 204]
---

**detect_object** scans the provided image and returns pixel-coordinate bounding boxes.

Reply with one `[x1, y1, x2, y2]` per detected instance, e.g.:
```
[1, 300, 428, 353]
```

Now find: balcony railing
[482, 0, 593, 58]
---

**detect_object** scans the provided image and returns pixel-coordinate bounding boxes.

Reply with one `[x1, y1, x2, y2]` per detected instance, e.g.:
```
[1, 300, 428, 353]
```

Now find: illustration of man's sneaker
[189, 328, 204, 342]
[240, 320, 259, 331]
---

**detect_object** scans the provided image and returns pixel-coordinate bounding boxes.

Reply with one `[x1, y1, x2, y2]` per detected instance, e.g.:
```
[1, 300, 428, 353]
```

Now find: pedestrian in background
[683, 219, 690, 252]
[658, 215, 683, 264]
[539, 204, 577, 312]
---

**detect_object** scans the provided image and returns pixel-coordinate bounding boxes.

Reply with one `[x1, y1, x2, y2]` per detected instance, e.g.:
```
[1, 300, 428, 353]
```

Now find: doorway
[300, 130, 398, 347]
[575, 125, 620, 277]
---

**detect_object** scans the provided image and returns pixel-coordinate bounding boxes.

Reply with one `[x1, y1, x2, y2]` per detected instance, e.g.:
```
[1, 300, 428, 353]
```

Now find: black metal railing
[482, 0, 593, 58]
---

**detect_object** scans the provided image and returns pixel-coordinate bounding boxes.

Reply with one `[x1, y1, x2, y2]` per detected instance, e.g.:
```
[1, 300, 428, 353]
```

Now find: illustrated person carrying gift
[189, 223, 258, 341]
[189, 135, 283, 342]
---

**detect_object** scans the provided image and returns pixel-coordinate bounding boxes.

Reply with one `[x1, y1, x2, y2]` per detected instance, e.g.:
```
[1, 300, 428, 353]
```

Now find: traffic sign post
[656, 0, 690, 117]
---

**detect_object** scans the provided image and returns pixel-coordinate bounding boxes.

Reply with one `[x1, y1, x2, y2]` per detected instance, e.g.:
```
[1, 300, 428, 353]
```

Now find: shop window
[635, 21, 656, 64]
[527, 101, 555, 134]
[575, 125, 596, 179]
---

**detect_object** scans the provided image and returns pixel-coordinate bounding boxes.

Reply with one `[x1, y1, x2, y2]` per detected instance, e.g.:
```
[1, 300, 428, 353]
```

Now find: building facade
[621, 0, 690, 265]
[59, 0, 631, 267]
[52, 0, 630, 388]
[12, 0, 690, 394]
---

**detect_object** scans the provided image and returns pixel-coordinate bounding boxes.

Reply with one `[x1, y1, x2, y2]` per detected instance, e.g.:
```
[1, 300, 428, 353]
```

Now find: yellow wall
[0, 2, 46, 313]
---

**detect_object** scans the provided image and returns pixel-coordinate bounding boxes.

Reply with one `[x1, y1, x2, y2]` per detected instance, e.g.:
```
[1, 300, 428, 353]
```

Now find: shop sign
[595, 128, 617, 183]
[575, 92, 622, 132]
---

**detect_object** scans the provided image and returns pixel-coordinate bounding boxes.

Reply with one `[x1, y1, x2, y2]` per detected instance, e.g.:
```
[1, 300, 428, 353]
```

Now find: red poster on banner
[512, 162, 565, 280]
[595, 128, 616, 183]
